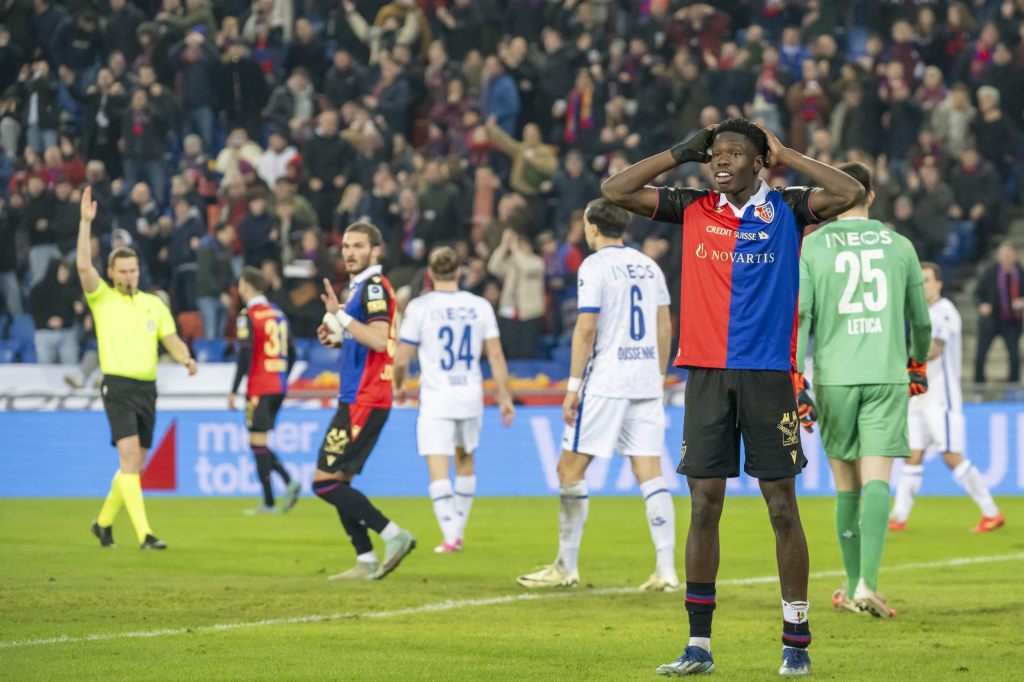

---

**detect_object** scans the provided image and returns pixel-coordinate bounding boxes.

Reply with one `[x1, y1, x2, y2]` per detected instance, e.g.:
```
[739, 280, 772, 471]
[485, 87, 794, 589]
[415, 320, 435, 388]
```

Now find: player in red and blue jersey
[603, 119, 864, 676]
[230, 266, 300, 515]
[312, 222, 415, 581]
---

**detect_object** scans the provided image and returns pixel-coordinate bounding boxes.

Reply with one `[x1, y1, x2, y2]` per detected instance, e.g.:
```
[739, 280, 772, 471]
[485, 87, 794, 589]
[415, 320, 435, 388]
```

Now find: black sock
[253, 448, 275, 507]
[271, 455, 291, 485]
[312, 480, 389, 553]
[782, 621, 812, 649]
[685, 581, 716, 639]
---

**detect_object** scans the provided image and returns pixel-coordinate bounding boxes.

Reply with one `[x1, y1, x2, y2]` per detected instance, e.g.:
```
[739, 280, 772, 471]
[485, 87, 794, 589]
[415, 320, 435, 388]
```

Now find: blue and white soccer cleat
[656, 646, 715, 676]
[779, 647, 811, 676]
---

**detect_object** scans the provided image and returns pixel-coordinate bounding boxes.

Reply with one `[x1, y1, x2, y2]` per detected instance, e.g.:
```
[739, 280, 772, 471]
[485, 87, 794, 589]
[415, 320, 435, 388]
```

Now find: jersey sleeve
[650, 187, 709, 224]
[480, 302, 500, 340]
[155, 296, 176, 338]
[904, 244, 931, 364]
[397, 300, 422, 346]
[780, 187, 820, 230]
[84, 278, 110, 308]
[360, 276, 393, 324]
[796, 253, 815, 374]
[576, 258, 602, 313]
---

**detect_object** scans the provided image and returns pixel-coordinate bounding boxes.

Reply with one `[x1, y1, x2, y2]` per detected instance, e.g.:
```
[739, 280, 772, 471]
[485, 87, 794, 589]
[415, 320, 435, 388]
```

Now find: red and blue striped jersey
[339, 265, 396, 408]
[652, 181, 818, 371]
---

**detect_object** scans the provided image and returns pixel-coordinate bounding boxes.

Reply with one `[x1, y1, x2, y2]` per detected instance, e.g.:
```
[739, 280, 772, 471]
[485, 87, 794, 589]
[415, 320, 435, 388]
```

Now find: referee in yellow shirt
[77, 187, 198, 549]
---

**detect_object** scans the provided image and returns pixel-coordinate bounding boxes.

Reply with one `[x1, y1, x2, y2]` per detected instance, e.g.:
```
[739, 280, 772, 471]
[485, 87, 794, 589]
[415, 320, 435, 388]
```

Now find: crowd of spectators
[3, 0, 1024, 369]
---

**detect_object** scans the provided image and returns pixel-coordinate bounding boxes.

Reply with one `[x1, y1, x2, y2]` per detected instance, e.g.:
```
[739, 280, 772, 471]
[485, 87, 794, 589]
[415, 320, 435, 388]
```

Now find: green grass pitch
[1, 495, 1022, 680]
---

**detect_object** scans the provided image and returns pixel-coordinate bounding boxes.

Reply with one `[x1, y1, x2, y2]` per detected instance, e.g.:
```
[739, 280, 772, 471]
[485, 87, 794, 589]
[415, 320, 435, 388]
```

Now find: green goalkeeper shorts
[815, 384, 909, 461]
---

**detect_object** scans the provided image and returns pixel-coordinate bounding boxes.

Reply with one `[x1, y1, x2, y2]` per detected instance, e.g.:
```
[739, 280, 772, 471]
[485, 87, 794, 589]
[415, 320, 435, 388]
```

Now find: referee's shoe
[140, 534, 167, 550]
[91, 521, 115, 548]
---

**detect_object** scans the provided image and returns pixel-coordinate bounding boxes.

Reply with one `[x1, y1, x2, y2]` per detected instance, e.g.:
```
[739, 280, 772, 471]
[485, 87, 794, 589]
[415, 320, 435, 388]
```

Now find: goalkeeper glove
[670, 127, 713, 165]
[908, 359, 928, 397]
[793, 372, 817, 433]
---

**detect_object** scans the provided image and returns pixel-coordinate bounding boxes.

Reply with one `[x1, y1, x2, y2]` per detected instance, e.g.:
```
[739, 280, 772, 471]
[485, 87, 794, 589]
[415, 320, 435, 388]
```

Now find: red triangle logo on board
[141, 421, 177, 491]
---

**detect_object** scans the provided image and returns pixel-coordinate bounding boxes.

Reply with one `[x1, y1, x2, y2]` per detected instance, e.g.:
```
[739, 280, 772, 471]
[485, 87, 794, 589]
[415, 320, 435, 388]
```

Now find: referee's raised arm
[76, 186, 101, 294]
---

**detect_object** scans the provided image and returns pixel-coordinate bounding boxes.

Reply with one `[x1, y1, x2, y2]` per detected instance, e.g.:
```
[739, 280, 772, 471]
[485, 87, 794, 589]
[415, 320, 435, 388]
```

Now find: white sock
[557, 480, 588, 574]
[639, 476, 676, 578]
[891, 464, 923, 523]
[379, 521, 400, 541]
[953, 460, 999, 517]
[429, 479, 459, 545]
[454, 474, 476, 540]
[357, 551, 377, 564]
[688, 637, 711, 653]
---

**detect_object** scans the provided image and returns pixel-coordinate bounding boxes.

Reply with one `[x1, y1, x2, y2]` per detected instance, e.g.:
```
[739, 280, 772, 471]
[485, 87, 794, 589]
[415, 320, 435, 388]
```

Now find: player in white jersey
[891, 263, 1004, 533]
[394, 247, 515, 553]
[516, 198, 679, 592]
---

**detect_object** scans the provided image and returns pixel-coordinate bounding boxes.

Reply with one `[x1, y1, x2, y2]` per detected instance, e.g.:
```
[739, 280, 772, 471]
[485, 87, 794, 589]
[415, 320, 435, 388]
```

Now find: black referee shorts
[316, 402, 390, 475]
[679, 368, 807, 480]
[100, 375, 157, 448]
[246, 394, 285, 433]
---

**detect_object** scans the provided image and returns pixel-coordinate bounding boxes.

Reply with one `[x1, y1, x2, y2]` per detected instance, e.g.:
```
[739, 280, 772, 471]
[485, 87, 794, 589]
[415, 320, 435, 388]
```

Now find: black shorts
[246, 394, 285, 433]
[100, 375, 157, 448]
[679, 368, 807, 480]
[316, 402, 390, 475]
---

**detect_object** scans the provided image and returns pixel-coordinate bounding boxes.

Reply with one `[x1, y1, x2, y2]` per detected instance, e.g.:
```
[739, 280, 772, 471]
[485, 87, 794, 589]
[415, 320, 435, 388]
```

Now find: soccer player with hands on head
[604, 118, 864, 676]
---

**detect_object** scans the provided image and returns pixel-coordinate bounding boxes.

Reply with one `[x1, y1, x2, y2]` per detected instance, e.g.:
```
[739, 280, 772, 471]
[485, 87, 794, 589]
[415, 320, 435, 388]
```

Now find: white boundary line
[2, 552, 1022, 651]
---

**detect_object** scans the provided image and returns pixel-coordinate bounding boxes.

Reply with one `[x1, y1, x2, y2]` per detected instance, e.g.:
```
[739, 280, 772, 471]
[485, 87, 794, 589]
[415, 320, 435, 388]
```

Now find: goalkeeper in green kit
[795, 162, 931, 619]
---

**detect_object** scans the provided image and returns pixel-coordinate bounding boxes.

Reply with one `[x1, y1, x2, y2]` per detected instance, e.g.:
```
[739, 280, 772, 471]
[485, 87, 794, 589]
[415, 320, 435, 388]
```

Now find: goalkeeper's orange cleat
[971, 513, 1005, 533]
[888, 519, 906, 532]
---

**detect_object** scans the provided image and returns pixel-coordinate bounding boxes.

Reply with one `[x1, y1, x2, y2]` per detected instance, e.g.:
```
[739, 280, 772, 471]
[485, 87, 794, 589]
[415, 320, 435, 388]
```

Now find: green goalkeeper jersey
[796, 217, 931, 385]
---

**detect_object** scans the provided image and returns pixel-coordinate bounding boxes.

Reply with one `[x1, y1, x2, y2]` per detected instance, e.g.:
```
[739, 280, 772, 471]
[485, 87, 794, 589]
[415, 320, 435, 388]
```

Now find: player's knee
[556, 456, 586, 485]
[689, 496, 723, 530]
[766, 496, 798, 534]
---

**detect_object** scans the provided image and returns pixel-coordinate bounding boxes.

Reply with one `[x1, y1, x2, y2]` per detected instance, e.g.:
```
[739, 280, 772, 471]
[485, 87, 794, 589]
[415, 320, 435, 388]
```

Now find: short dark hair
[344, 222, 383, 248]
[712, 118, 768, 158]
[240, 265, 267, 293]
[838, 162, 872, 202]
[920, 261, 942, 281]
[585, 198, 629, 238]
[108, 246, 138, 269]
[428, 246, 459, 281]
[214, 221, 233, 234]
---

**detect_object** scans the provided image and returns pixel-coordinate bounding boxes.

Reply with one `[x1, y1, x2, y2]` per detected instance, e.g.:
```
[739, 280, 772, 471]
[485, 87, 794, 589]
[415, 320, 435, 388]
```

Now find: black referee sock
[685, 581, 716, 639]
[253, 449, 276, 507]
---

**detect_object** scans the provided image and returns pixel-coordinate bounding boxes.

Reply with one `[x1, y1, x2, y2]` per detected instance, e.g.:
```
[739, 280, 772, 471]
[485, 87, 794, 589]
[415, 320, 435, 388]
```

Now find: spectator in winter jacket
[121, 88, 169, 206]
[303, 109, 353, 227]
[481, 55, 520, 136]
[105, 0, 145, 62]
[168, 30, 218, 151]
[239, 190, 278, 268]
[196, 222, 236, 338]
[217, 43, 269, 143]
[29, 258, 80, 364]
[264, 68, 316, 137]
[19, 60, 60, 153]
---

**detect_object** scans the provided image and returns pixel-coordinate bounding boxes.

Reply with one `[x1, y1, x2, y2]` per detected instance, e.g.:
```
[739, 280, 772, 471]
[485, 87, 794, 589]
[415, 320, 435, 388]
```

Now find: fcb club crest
[754, 202, 774, 223]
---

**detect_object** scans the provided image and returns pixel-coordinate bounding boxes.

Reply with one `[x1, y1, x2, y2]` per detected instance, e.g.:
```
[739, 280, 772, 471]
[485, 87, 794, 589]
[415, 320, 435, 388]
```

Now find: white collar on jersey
[348, 264, 383, 291]
[717, 179, 770, 217]
[246, 295, 268, 307]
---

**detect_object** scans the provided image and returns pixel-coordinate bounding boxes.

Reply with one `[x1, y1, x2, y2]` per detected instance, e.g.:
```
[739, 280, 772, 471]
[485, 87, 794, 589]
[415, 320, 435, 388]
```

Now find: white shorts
[908, 406, 965, 454]
[561, 395, 665, 459]
[417, 413, 482, 456]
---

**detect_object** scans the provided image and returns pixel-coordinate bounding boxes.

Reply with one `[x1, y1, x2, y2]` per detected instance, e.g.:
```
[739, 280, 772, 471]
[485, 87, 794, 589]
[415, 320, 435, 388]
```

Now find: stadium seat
[8, 314, 34, 348]
[308, 344, 342, 367]
[551, 345, 573, 366]
[18, 342, 37, 363]
[292, 338, 313, 362]
[0, 339, 17, 363]
[176, 311, 203, 344]
[193, 338, 229, 362]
